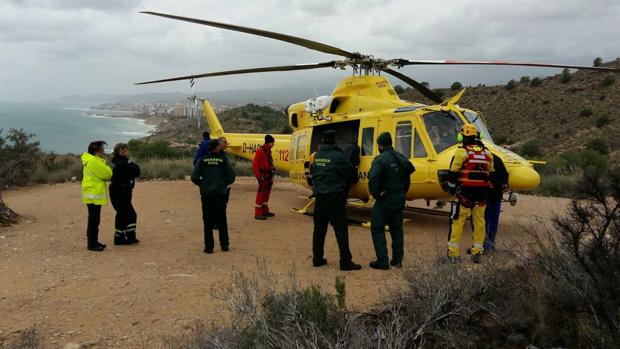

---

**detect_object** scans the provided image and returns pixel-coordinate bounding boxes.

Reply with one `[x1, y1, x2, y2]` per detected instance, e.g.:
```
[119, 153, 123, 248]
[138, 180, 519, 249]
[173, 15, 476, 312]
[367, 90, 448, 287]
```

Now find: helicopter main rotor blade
[394, 59, 620, 71]
[382, 68, 443, 104]
[134, 62, 337, 85]
[141, 11, 359, 59]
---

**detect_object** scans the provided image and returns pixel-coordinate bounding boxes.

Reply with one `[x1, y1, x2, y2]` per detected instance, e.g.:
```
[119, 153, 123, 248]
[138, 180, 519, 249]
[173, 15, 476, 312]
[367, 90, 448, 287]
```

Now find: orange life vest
[458, 145, 491, 188]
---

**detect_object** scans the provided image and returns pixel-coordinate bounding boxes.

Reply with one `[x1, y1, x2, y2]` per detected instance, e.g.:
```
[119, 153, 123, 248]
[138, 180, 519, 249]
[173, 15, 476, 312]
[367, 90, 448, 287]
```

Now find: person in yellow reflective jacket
[446, 124, 494, 264]
[81, 141, 113, 252]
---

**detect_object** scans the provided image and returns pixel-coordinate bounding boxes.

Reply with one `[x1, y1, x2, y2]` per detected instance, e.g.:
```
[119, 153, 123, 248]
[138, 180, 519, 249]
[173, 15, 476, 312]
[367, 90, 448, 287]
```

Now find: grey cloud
[1, 0, 619, 102]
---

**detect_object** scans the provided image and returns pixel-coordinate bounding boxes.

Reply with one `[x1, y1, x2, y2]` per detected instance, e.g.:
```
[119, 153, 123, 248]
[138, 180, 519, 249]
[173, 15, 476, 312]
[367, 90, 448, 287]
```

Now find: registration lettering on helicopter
[242, 142, 260, 154]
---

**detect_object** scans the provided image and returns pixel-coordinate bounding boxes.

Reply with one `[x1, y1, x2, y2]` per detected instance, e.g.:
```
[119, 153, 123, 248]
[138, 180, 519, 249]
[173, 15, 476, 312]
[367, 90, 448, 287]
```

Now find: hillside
[142, 104, 290, 146]
[399, 59, 620, 157]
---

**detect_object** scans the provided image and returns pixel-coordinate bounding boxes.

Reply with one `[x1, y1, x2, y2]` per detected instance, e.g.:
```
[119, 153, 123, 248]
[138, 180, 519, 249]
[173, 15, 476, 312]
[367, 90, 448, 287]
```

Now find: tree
[505, 79, 517, 91]
[560, 68, 571, 84]
[421, 81, 430, 88]
[593, 57, 603, 67]
[450, 81, 463, 91]
[520, 76, 531, 84]
[393, 85, 405, 94]
[530, 77, 542, 87]
[0, 129, 40, 225]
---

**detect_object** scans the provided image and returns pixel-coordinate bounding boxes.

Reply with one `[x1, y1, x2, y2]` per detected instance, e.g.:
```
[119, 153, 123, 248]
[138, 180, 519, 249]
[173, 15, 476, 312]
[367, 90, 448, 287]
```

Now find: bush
[128, 139, 193, 159]
[421, 81, 430, 88]
[560, 68, 571, 84]
[579, 108, 593, 117]
[585, 137, 609, 155]
[595, 115, 610, 128]
[138, 158, 194, 180]
[593, 57, 603, 67]
[549, 148, 608, 175]
[450, 81, 463, 91]
[0, 129, 40, 186]
[520, 76, 531, 84]
[31, 153, 82, 184]
[431, 88, 444, 99]
[530, 77, 542, 87]
[505, 79, 517, 91]
[517, 139, 543, 158]
[601, 73, 616, 87]
[393, 85, 405, 94]
[534, 174, 577, 197]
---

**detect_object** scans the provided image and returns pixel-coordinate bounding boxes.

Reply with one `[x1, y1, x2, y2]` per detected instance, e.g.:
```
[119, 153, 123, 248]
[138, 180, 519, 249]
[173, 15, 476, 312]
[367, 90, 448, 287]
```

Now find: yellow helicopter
[136, 11, 619, 214]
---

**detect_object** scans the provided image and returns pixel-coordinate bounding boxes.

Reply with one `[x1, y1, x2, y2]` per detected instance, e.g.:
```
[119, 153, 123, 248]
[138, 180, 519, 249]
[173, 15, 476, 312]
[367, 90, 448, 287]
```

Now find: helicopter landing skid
[291, 197, 316, 214]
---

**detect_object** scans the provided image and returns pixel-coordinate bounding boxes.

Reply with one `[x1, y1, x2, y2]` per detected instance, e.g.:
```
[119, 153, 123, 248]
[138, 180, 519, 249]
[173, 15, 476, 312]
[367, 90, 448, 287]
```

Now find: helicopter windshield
[422, 111, 464, 154]
[462, 110, 493, 143]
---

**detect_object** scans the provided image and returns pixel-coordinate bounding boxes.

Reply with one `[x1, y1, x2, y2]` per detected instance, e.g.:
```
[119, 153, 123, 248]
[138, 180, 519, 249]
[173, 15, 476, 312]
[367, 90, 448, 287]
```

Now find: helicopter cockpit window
[361, 127, 374, 156]
[395, 121, 412, 158]
[462, 110, 493, 143]
[422, 111, 464, 154]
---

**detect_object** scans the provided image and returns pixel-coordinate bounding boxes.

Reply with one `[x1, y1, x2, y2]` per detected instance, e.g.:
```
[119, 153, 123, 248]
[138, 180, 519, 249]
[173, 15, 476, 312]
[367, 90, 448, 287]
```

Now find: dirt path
[0, 178, 568, 348]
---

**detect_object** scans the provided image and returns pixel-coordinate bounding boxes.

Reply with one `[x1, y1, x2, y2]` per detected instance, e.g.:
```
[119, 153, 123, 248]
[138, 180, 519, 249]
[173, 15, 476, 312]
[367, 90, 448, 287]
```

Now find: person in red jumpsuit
[253, 135, 276, 220]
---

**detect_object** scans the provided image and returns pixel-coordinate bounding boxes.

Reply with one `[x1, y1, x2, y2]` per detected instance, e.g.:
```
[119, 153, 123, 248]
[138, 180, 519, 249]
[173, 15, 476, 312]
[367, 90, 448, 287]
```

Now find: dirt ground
[0, 178, 568, 348]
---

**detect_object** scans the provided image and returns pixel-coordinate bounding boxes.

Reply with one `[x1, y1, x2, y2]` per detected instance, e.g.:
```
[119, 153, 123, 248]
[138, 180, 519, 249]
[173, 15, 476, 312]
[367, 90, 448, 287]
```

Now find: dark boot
[313, 258, 327, 267]
[126, 231, 140, 244]
[340, 261, 362, 271]
[390, 259, 402, 268]
[369, 260, 389, 270]
[114, 232, 130, 245]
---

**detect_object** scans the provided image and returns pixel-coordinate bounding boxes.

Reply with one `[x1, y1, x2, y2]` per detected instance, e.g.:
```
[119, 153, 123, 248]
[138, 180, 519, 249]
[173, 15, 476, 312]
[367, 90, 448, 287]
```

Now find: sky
[1, 0, 619, 102]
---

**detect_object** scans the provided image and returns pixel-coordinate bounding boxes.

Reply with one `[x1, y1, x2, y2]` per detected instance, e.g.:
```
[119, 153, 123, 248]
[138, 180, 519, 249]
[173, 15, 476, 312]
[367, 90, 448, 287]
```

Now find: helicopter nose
[508, 166, 541, 191]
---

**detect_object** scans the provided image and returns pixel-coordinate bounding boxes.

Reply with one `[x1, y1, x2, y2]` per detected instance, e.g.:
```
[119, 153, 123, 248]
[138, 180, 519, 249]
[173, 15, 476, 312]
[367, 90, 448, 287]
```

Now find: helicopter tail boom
[202, 100, 292, 171]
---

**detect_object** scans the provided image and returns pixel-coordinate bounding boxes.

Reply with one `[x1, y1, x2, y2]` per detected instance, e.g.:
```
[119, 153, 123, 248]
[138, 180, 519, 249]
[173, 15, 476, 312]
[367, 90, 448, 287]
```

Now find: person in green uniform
[368, 132, 415, 270]
[310, 130, 362, 271]
[191, 139, 236, 254]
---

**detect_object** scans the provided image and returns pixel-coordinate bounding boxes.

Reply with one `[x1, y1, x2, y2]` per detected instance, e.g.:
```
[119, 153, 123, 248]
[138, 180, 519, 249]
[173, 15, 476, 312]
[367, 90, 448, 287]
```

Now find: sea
[0, 103, 155, 154]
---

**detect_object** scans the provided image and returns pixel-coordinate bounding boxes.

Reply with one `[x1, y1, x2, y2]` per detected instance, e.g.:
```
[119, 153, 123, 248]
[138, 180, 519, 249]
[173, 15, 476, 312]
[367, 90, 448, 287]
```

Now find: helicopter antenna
[187, 78, 200, 128]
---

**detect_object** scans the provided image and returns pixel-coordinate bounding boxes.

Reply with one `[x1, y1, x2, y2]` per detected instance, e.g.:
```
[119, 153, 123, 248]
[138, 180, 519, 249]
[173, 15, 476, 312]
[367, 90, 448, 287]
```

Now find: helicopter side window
[395, 121, 412, 158]
[422, 111, 464, 154]
[361, 127, 374, 156]
[413, 129, 427, 158]
[296, 135, 307, 161]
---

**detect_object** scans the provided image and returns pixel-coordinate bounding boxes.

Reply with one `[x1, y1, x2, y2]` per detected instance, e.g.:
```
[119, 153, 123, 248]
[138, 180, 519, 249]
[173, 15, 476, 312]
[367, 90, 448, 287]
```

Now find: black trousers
[370, 203, 405, 265]
[110, 191, 137, 236]
[201, 192, 229, 250]
[312, 192, 353, 265]
[86, 204, 102, 247]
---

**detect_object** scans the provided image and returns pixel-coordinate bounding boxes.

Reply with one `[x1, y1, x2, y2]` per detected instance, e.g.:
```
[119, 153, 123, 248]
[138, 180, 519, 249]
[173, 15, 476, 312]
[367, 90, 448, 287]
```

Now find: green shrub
[601, 73, 616, 87]
[593, 57, 603, 67]
[505, 79, 517, 91]
[585, 137, 609, 155]
[138, 158, 194, 180]
[560, 68, 571, 84]
[549, 148, 608, 174]
[31, 153, 82, 184]
[530, 77, 542, 87]
[578, 108, 593, 117]
[0, 129, 40, 186]
[520, 76, 531, 84]
[393, 85, 405, 94]
[128, 139, 193, 159]
[450, 81, 463, 91]
[595, 115, 610, 128]
[534, 174, 577, 197]
[517, 139, 543, 158]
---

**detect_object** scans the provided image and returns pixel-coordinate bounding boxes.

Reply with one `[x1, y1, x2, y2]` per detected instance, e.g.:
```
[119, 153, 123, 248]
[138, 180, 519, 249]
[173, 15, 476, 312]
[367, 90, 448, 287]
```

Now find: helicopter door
[358, 120, 377, 187]
[411, 126, 431, 187]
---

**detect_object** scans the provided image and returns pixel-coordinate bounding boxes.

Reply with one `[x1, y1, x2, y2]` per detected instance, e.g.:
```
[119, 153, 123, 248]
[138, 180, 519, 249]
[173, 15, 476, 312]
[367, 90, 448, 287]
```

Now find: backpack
[389, 150, 416, 176]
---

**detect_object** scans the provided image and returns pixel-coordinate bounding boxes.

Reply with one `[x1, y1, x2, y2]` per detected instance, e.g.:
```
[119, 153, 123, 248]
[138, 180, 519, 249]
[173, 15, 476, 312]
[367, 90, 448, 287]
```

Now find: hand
[447, 182, 457, 195]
